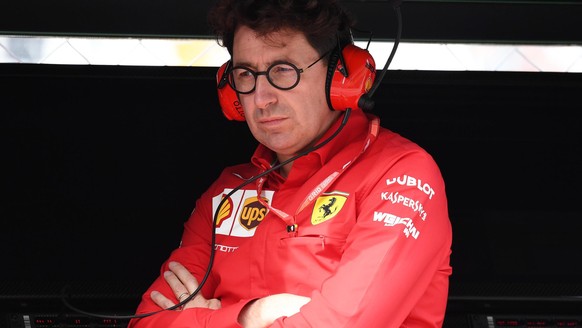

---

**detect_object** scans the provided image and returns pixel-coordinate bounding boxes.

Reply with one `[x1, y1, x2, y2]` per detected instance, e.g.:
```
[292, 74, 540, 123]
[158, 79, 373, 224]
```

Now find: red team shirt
[129, 109, 453, 327]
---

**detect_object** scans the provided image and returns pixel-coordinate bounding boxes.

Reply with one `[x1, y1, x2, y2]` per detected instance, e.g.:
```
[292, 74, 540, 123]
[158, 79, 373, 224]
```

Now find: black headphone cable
[61, 108, 352, 320]
[62, 3, 402, 320]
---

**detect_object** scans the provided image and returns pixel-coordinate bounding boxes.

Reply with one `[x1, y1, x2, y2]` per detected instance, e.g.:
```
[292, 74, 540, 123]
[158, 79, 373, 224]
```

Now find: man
[129, 0, 452, 327]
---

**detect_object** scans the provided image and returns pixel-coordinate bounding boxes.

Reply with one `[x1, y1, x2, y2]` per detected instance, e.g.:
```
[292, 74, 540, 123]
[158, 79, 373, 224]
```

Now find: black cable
[60, 108, 352, 320]
[161, 4, 407, 312]
[62, 0, 404, 320]
[368, 3, 402, 99]
[164, 107, 352, 315]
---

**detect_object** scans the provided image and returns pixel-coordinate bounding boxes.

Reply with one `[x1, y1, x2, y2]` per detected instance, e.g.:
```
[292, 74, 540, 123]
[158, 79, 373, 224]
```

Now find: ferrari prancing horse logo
[311, 193, 348, 225]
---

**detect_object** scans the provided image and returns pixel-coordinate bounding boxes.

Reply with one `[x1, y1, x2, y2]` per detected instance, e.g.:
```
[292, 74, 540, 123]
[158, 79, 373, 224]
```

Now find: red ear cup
[216, 61, 246, 121]
[217, 45, 375, 120]
[327, 44, 376, 111]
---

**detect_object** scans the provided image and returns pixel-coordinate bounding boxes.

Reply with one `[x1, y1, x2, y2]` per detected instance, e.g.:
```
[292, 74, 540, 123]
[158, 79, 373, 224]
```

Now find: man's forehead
[233, 26, 308, 48]
[232, 27, 314, 63]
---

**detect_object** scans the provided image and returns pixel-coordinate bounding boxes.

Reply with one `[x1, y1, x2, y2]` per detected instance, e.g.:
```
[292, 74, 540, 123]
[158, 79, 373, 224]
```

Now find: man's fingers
[154, 262, 222, 311]
[165, 261, 209, 308]
[168, 261, 200, 293]
[162, 261, 223, 310]
[163, 270, 191, 303]
[150, 290, 177, 310]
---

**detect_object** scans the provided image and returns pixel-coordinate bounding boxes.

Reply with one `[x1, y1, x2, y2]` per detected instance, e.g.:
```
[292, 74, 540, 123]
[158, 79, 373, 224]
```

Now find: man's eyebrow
[232, 60, 253, 68]
[233, 57, 295, 68]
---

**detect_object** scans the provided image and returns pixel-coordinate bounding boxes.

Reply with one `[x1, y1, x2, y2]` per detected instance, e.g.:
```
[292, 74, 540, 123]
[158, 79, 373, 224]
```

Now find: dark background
[2, 0, 582, 44]
[1, 0, 582, 327]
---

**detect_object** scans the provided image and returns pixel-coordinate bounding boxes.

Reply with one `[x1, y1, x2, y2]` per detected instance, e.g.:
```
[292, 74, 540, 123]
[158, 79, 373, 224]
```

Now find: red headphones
[216, 44, 376, 121]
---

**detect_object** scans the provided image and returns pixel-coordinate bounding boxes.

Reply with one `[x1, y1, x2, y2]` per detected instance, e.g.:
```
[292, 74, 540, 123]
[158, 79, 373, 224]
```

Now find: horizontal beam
[1, 1, 581, 44]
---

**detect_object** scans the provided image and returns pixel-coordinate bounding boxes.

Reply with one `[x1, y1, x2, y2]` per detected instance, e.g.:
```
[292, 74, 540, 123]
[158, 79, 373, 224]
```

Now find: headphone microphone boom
[216, 43, 376, 121]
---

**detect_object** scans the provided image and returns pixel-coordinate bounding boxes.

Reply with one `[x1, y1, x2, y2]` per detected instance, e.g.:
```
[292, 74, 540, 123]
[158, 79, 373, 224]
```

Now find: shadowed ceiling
[2, 1, 581, 44]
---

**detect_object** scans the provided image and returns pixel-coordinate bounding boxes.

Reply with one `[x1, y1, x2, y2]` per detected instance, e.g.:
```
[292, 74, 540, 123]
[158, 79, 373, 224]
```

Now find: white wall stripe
[1, 35, 581, 73]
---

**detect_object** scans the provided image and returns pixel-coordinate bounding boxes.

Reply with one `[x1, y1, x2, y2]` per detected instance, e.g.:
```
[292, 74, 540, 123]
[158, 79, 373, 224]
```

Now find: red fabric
[129, 110, 452, 327]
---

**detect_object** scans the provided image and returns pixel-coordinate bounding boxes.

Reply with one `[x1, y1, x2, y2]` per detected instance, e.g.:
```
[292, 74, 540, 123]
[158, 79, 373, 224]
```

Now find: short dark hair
[207, 0, 355, 57]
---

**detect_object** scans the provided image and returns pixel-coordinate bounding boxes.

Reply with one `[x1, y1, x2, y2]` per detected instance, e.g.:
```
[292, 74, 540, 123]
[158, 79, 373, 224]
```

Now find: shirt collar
[251, 109, 373, 176]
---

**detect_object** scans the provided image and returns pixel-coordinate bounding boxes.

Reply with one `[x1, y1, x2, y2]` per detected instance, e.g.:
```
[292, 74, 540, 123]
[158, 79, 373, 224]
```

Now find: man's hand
[150, 261, 221, 311]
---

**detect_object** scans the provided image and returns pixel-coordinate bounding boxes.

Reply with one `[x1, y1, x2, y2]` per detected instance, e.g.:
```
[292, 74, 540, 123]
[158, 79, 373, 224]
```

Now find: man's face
[232, 25, 341, 159]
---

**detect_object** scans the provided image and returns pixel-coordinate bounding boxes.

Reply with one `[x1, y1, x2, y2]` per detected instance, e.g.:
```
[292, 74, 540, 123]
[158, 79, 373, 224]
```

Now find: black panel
[1, 1, 582, 43]
[0, 64, 255, 298]
[0, 0, 213, 38]
[344, 1, 582, 43]
[1, 64, 581, 326]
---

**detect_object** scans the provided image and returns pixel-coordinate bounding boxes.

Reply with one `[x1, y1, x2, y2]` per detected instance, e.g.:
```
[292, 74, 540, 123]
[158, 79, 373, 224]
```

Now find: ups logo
[239, 196, 268, 230]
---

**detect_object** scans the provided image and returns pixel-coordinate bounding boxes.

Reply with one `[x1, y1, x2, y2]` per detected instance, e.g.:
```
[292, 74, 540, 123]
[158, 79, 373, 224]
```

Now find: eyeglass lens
[229, 63, 301, 94]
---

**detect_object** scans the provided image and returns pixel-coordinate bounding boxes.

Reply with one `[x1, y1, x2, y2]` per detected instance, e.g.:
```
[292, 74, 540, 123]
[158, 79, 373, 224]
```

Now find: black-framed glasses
[227, 51, 330, 94]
